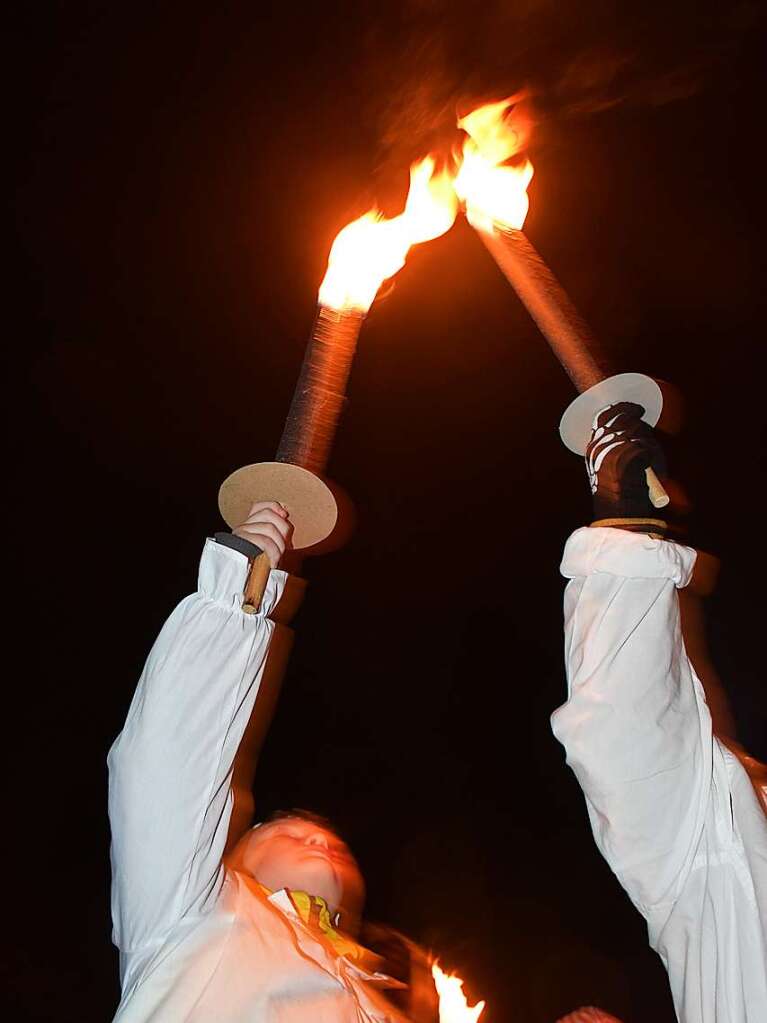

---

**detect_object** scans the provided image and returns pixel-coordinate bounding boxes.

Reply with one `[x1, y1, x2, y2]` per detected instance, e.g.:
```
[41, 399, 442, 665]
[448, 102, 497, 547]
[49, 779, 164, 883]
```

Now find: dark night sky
[10, 3, 767, 1021]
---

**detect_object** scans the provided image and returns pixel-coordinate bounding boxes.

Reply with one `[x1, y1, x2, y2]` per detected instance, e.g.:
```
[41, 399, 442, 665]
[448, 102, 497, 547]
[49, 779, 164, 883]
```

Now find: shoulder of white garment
[561, 526, 697, 588]
[198, 538, 288, 616]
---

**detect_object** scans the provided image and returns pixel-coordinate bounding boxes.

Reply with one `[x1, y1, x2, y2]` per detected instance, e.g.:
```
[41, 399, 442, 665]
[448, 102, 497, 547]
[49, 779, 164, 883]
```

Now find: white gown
[551, 527, 767, 1022]
[108, 540, 405, 1022]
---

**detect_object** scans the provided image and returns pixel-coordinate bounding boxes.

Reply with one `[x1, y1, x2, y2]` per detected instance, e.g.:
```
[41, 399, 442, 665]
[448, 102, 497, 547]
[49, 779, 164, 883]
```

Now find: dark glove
[586, 401, 667, 531]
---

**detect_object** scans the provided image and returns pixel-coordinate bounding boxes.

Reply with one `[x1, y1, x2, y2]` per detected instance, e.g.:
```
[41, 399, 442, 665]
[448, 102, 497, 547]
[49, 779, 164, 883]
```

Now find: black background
[10, 3, 767, 1021]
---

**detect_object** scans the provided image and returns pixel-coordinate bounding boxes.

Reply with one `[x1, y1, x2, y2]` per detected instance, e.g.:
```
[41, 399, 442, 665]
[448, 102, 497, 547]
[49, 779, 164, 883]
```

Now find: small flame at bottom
[432, 963, 486, 1023]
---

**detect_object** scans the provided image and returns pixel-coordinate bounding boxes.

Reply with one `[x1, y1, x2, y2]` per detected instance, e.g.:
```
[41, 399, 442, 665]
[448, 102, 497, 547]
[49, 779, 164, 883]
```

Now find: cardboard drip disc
[218, 462, 338, 550]
[559, 373, 663, 455]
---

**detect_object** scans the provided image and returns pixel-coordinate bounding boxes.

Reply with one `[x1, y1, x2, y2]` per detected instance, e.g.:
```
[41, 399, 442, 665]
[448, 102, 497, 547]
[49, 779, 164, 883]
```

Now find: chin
[292, 859, 342, 908]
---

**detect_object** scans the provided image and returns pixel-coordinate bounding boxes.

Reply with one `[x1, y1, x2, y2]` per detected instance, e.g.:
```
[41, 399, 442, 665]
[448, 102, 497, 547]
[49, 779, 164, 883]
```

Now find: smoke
[360, 0, 762, 173]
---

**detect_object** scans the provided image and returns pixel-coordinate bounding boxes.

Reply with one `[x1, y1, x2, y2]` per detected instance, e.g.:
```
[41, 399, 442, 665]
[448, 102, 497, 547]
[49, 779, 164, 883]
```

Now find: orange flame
[432, 963, 486, 1023]
[453, 95, 534, 234]
[318, 157, 457, 313]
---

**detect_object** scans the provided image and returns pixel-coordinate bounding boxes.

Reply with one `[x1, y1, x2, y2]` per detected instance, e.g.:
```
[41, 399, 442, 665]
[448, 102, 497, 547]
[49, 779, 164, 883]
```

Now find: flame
[432, 963, 486, 1023]
[453, 95, 534, 234]
[318, 157, 457, 313]
[402, 157, 458, 246]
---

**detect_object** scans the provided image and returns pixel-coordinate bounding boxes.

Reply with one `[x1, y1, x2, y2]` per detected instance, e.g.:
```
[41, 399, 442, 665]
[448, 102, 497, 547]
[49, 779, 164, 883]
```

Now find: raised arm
[108, 502, 291, 958]
[551, 525, 706, 911]
[550, 404, 711, 913]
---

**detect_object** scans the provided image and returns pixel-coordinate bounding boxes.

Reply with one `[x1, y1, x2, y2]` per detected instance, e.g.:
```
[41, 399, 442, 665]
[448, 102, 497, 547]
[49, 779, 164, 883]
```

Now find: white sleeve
[550, 527, 712, 914]
[107, 539, 287, 954]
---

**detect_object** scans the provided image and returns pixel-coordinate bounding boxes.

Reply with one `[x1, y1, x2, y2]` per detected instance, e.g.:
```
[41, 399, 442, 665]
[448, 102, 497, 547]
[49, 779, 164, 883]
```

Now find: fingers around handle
[242, 552, 272, 615]
[233, 503, 292, 567]
[645, 467, 670, 509]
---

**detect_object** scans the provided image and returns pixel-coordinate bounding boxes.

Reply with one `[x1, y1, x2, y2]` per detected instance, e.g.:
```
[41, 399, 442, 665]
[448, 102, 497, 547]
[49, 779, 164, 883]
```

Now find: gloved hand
[586, 401, 667, 531]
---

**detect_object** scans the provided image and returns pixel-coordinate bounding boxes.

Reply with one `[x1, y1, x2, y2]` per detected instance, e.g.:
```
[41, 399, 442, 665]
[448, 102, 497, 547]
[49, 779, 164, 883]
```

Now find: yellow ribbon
[260, 885, 370, 965]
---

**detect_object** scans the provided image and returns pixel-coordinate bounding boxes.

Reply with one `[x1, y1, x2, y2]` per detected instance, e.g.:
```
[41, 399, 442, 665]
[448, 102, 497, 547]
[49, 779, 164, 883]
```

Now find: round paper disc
[218, 462, 338, 550]
[559, 373, 663, 455]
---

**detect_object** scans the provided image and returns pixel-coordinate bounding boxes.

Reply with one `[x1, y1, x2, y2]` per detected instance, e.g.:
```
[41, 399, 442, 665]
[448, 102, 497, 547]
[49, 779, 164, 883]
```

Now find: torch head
[454, 94, 535, 234]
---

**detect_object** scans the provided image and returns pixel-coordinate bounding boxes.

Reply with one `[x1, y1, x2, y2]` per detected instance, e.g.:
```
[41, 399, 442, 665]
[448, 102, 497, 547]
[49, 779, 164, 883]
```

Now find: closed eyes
[277, 826, 351, 858]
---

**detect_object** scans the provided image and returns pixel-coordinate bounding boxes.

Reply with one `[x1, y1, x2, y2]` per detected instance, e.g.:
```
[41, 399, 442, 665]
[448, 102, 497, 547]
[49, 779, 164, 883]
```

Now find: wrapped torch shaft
[478, 225, 669, 508]
[275, 306, 364, 474]
[242, 305, 364, 612]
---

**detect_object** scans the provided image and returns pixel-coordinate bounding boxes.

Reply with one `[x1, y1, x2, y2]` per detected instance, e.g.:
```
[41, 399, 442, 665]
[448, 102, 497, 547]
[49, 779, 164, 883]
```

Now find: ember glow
[318, 157, 457, 314]
[432, 963, 486, 1023]
[454, 95, 534, 234]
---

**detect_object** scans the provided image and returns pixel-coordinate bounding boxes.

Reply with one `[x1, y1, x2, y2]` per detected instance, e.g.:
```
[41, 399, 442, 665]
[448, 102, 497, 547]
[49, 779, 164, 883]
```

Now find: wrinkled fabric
[108, 540, 405, 1022]
[552, 527, 767, 1023]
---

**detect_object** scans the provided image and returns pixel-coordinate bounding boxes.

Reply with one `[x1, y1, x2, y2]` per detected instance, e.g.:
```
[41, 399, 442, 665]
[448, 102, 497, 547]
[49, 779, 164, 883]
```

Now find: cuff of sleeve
[199, 538, 287, 615]
[561, 526, 697, 588]
[214, 531, 262, 559]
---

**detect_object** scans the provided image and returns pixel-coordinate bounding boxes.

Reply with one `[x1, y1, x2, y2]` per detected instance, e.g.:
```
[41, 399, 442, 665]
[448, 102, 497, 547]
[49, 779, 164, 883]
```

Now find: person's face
[231, 818, 365, 933]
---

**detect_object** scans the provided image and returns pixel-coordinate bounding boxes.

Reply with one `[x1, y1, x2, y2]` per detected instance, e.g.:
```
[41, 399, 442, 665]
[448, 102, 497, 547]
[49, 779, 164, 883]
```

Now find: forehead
[252, 818, 347, 844]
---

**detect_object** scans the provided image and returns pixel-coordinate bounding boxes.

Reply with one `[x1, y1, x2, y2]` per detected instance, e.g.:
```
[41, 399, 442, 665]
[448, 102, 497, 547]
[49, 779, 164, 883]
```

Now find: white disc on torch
[218, 462, 338, 550]
[559, 372, 663, 455]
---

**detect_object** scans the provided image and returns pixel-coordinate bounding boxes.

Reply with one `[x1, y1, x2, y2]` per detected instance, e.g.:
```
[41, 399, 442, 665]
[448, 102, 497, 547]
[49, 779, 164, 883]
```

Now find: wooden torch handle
[645, 467, 670, 509]
[242, 551, 272, 615]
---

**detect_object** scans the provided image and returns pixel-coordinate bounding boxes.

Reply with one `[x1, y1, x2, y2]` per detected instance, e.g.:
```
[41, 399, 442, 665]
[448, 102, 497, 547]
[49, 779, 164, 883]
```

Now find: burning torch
[219, 158, 457, 612]
[432, 963, 486, 1023]
[454, 96, 669, 507]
